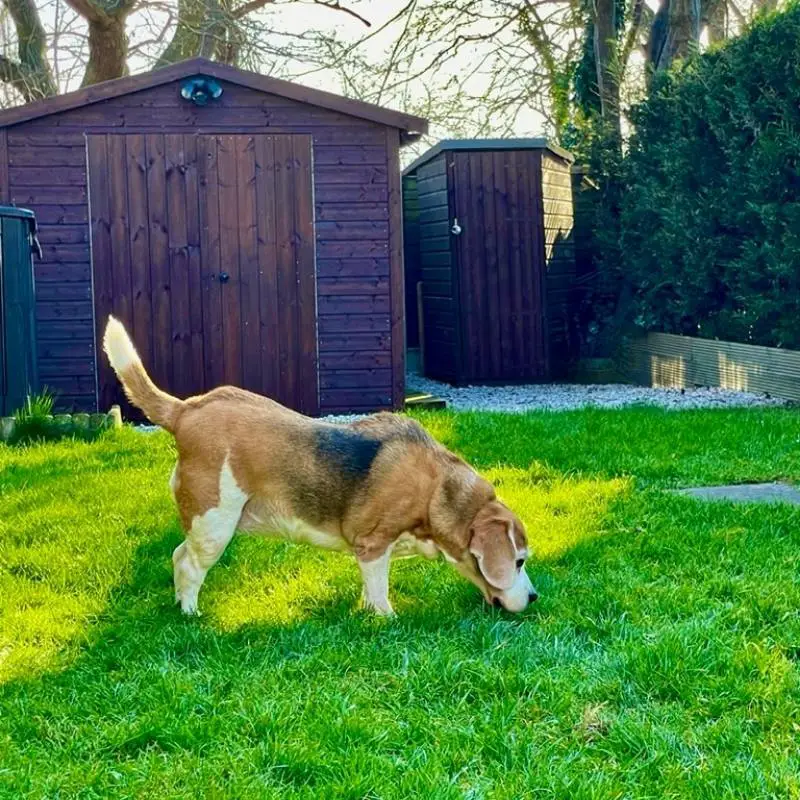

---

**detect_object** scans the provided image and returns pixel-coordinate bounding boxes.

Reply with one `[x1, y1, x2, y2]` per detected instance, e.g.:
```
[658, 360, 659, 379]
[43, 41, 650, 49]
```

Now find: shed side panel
[5, 78, 396, 414]
[416, 153, 456, 381]
[541, 151, 577, 373]
[402, 173, 420, 350]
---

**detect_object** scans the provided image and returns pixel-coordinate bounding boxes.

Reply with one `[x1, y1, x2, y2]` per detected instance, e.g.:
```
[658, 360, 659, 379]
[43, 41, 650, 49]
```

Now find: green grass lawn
[2, 406, 800, 799]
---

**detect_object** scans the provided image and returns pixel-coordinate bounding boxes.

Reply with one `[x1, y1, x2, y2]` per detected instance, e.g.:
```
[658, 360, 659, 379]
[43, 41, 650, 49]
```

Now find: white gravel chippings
[405, 375, 787, 414]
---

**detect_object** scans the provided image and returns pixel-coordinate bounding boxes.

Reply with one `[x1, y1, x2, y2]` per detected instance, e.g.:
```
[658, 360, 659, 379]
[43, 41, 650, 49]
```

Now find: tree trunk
[1, 0, 57, 99]
[156, 0, 227, 67]
[593, 0, 622, 142]
[647, 0, 702, 78]
[81, 13, 130, 86]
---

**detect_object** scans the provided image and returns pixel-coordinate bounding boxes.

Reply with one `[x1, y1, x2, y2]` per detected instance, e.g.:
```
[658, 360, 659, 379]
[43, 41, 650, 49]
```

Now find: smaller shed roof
[403, 138, 573, 175]
[0, 57, 428, 140]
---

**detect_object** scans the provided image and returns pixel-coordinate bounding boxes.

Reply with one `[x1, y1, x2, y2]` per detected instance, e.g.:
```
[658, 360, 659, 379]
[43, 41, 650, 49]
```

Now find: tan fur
[103, 316, 538, 616]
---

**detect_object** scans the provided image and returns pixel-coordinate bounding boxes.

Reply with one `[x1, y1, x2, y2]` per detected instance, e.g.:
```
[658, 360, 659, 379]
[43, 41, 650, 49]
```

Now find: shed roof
[403, 138, 573, 175]
[0, 57, 428, 140]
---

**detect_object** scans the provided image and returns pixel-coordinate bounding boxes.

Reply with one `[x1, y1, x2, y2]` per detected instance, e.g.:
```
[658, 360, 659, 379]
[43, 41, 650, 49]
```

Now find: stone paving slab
[673, 482, 800, 505]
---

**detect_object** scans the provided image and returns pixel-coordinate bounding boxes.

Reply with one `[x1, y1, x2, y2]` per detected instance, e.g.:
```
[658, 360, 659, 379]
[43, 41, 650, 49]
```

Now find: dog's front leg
[356, 546, 394, 616]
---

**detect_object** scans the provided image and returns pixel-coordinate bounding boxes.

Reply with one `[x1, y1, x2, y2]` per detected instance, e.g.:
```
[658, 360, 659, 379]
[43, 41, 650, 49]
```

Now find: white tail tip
[103, 316, 139, 373]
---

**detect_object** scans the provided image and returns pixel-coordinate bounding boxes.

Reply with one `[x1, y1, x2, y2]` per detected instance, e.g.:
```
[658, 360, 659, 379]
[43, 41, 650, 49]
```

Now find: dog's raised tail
[103, 316, 182, 432]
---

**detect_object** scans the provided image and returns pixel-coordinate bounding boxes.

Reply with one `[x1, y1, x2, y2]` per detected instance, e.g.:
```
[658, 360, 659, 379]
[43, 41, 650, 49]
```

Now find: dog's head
[430, 468, 537, 613]
[452, 500, 537, 612]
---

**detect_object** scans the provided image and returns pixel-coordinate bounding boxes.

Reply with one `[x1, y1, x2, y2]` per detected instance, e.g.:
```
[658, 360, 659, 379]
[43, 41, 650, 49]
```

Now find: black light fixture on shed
[180, 76, 223, 106]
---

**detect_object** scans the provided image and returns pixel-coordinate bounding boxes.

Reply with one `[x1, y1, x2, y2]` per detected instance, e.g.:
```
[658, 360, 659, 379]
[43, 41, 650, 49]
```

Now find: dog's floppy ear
[469, 517, 516, 590]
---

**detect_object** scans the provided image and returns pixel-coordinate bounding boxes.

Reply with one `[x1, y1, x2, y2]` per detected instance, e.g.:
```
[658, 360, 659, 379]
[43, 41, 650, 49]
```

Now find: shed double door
[88, 133, 318, 417]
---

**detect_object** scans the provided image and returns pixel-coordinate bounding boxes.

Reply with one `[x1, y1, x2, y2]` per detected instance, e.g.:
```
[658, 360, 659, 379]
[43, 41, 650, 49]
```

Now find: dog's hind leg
[173, 457, 248, 615]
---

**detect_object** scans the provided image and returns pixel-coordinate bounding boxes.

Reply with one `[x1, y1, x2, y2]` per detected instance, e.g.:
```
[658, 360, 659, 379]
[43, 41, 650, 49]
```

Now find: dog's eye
[516, 558, 525, 569]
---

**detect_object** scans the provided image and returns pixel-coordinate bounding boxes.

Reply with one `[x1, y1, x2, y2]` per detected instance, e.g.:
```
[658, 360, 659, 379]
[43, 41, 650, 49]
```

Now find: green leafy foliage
[10, 391, 57, 445]
[617, 2, 800, 347]
[9, 391, 109, 446]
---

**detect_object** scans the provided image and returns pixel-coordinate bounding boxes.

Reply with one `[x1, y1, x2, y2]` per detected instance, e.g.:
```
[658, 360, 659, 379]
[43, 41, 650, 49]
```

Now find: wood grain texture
[236, 135, 261, 395]
[0, 129, 8, 203]
[146, 133, 172, 392]
[0, 57, 427, 133]
[292, 135, 319, 415]
[8, 67, 408, 414]
[412, 146, 552, 384]
[86, 135, 110, 410]
[254, 135, 279, 400]
[386, 127, 405, 409]
[198, 134, 225, 390]
[164, 133, 192, 397]
[89, 132, 319, 416]
[126, 133, 154, 373]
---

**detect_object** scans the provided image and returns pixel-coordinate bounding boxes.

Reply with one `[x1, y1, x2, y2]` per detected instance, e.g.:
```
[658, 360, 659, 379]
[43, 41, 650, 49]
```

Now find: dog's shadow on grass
[1, 462, 632, 701]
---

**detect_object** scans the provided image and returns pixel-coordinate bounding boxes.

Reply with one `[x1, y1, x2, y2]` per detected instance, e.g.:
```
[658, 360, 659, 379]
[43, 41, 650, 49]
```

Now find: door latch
[451, 218, 462, 236]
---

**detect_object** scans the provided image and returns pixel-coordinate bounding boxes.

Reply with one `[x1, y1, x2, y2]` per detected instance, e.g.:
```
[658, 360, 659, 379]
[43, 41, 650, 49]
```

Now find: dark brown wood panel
[439, 149, 549, 383]
[254, 135, 279, 400]
[31, 205, 89, 225]
[164, 133, 192, 397]
[0, 58, 427, 132]
[126, 133, 154, 373]
[314, 146, 387, 165]
[9, 167, 86, 186]
[86, 134, 111, 410]
[8, 70, 404, 415]
[183, 135, 205, 395]
[88, 132, 318, 415]
[7, 145, 87, 166]
[146, 133, 172, 392]
[198, 134, 224, 391]
[0, 129, 8, 203]
[216, 134, 243, 388]
[291, 135, 319, 415]
[386, 127, 405, 409]
[235, 135, 261, 394]
[528, 153, 548, 375]
[35, 263, 91, 283]
[273, 135, 296, 407]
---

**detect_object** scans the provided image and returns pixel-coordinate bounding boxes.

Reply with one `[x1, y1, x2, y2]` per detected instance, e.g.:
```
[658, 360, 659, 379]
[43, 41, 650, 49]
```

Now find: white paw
[362, 599, 395, 617]
[180, 600, 201, 616]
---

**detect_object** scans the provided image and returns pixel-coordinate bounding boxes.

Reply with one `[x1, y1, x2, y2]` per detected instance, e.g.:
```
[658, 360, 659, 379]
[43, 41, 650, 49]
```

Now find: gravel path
[134, 376, 786, 431]
[406, 374, 786, 413]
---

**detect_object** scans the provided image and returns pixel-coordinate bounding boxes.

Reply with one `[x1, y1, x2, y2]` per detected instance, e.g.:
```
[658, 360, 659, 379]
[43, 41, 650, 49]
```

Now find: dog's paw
[362, 601, 395, 617]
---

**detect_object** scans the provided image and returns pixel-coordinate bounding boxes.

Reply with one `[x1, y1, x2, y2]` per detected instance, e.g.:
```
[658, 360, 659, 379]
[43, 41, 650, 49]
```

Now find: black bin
[1, 206, 41, 415]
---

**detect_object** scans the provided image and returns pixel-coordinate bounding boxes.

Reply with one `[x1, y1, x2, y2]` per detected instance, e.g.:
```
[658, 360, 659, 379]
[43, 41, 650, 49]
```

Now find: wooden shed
[0, 58, 427, 417]
[402, 139, 576, 384]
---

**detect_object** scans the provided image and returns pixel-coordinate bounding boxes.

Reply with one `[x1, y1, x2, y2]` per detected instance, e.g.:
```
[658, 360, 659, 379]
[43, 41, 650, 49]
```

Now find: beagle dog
[103, 316, 538, 616]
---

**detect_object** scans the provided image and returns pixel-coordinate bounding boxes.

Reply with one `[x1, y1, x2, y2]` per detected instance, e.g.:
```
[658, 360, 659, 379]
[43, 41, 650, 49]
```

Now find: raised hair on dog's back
[103, 316, 182, 432]
[102, 315, 538, 617]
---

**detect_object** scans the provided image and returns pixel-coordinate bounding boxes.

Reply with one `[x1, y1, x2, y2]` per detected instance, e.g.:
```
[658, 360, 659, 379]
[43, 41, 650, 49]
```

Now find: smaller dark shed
[402, 139, 576, 384]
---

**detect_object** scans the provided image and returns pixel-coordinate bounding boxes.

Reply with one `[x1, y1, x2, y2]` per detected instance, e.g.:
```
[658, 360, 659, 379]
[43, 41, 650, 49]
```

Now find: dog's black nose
[529, 592, 539, 603]
[492, 597, 503, 609]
